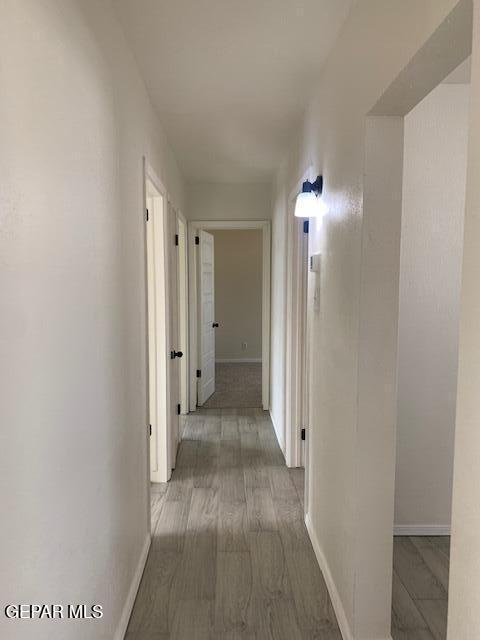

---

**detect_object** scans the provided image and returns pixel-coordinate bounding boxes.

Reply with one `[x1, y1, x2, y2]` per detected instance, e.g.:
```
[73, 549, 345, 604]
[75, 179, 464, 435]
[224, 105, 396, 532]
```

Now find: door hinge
[177, 403, 181, 415]
[196, 369, 201, 378]
[301, 428, 306, 441]
[303, 220, 309, 234]
[195, 235, 200, 245]
[145, 208, 149, 222]
[175, 233, 179, 246]
[149, 424, 152, 436]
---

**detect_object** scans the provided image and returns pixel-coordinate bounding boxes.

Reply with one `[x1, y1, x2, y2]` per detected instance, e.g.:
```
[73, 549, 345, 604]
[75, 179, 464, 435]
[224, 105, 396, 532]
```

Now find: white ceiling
[114, 0, 353, 183]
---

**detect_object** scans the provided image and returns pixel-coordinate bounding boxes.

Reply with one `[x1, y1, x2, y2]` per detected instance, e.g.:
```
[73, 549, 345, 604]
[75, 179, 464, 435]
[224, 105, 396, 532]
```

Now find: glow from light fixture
[294, 191, 319, 218]
[294, 175, 325, 218]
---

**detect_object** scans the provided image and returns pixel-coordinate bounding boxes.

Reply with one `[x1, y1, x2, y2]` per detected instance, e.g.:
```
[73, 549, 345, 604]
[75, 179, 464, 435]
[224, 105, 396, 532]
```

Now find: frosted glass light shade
[294, 191, 327, 218]
[294, 191, 318, 218]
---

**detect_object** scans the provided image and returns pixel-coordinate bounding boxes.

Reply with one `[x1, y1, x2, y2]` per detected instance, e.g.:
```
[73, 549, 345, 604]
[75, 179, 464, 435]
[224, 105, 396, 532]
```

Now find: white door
[167, 203, 181, 468]
[146, 179, 169, 483]
[197, 230, 215, 405]
[177, 217, 189, 424]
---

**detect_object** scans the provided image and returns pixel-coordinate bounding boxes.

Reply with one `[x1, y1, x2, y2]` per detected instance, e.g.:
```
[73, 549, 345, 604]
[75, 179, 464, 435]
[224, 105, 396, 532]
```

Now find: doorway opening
[204, 229, 263, 408]
[188, 220, 271, 412]
[389, 58, 470, 640]
[360, 2, 472, 634]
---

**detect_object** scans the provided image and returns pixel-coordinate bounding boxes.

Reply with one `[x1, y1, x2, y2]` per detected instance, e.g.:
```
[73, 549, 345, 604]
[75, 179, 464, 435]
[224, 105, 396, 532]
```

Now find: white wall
[0, 2, 184, 639]
[210, 230, 263, 361]
[270, 1, 465, 637]
[186, 182, 271, 220]
[395, 82, 469, 532]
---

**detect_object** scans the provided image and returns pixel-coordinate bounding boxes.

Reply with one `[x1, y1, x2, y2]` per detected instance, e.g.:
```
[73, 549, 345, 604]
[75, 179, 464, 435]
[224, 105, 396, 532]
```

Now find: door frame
[144, 159, 189, 484]
[188, 220, 271, 411]
[144, 159, 172, 483]
[285, 167, 315, 469]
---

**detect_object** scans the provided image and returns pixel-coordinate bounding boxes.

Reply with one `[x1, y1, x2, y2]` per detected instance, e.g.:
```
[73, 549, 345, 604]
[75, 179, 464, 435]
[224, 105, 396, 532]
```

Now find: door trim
[285, 167, 314, 470]
[144, 158, 171, 484]
[174, 208, 189, 419]
[188, 220, 271, 411]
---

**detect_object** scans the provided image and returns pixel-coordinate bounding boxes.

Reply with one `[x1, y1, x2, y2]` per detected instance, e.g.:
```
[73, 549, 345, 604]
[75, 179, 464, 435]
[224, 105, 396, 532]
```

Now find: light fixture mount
[302, 175, 323, 195]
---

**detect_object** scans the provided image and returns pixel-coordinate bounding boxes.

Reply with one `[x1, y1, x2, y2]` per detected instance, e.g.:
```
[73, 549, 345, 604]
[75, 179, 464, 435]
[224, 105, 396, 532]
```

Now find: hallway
[127, 408, 341, 639]
[4, 2, 480, 639]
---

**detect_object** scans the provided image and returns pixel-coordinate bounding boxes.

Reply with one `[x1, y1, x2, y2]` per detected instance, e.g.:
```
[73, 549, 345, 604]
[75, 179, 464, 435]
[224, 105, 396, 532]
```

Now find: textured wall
[271, 1, 463, 636]
[395, 82, 469, 531]
[186, 182, 271, 220]
[0, 2, 184, 639]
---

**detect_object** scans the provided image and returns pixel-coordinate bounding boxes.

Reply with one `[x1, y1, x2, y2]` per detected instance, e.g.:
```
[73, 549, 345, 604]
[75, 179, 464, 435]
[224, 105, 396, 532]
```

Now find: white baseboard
[305, 512, 394, 640]
[394, 524, 451, 536]
[115, 534, 151, 640]
[215, 358, 262, 363]
[305, 513, 354, 640]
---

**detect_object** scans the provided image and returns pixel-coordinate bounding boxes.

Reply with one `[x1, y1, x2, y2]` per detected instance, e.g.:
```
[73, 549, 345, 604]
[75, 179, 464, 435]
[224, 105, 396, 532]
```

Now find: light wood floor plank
[391, 570, 428, 632]
[410, 538, 450, 592]
[246, 487, 277, 532]
[127, 551, 180, 635]
[393, 537, 447, 600]
[214, 551, 252, 633]
[152, 499, 191, 553]
[273, 499, 310, 551]
[269, 466, 298, 502]
[285, 546, 339, 635]
[392, 629, 435, 640]
[257, 598, 303, 640]
[416, 600, 448, 640]
[170, 599, 213, 640]
[218, 500, 249, 552]
[151, 492, 166, 533]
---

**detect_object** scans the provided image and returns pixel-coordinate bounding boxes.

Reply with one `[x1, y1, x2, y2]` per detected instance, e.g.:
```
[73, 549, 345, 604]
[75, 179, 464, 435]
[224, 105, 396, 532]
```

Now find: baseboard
[115, 533, 151, 640]
[305, 513, 354, 640]
[305, 512, 395, 640]
[215, 358, 262, 363]
[394, 524, 451, 536]
[269, 409, 285, 456]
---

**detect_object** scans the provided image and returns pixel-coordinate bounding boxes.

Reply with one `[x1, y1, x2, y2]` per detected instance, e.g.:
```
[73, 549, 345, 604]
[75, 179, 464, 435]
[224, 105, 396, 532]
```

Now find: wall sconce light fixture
[294, 175, 326, 218]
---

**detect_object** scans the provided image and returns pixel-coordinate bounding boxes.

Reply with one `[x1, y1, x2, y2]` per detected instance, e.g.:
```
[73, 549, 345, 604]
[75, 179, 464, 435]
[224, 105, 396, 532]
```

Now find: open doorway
[360, 5, 472, 632]
[389, 59, 470, 640]
[203, 228, 263, 408]
[188, 220, 271, 412]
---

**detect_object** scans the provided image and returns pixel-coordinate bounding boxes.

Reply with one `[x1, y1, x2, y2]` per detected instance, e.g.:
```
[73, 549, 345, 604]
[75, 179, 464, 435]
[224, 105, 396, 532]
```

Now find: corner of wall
[269, 409, 285, 454]
[114, 534, 151, 640]
[304, 513, 354, 640]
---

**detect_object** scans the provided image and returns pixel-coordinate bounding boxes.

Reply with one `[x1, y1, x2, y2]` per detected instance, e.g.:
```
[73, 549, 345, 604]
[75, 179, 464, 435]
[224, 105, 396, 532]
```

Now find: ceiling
[114, 0, 353, 183]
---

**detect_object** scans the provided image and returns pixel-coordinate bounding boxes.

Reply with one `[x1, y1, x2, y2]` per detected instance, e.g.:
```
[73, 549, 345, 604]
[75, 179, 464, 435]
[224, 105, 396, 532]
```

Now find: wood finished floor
[127, 406, 451, 640]
[202, 364, 263, 409]
[127, 408, 341, 640]
[391, 535, 450, 640]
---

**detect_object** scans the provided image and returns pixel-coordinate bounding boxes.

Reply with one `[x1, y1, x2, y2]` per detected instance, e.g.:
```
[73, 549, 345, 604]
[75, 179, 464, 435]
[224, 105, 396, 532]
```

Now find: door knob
[170, 350, 183, 359]
[212, 322, 219, 328]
